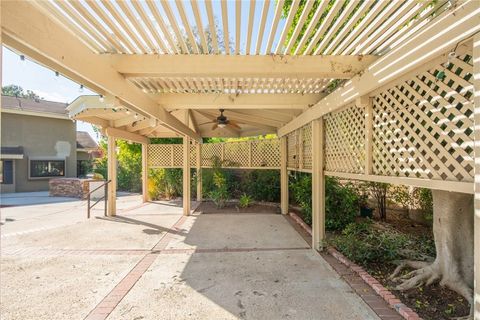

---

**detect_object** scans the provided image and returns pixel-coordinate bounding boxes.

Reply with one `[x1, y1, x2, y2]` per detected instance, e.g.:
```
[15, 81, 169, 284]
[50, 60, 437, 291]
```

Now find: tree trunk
[391, 190, 474, 310]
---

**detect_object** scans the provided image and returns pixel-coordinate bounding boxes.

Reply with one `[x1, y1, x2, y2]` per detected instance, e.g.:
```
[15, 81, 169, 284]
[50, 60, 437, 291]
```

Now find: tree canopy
[2, 84, 41, 100]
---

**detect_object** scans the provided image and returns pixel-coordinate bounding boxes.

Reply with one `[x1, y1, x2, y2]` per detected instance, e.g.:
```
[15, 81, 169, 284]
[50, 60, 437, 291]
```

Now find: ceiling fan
[201, 109, 241, 130]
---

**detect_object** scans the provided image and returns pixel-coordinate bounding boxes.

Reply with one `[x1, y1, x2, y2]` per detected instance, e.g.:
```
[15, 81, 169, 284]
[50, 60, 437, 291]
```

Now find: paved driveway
[1, 202, 380, 320]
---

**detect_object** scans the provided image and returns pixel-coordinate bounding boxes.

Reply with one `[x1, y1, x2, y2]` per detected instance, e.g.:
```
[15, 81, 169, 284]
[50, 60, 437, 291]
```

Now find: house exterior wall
[1, 112, 77, 192]
[77, 151, 91, 161]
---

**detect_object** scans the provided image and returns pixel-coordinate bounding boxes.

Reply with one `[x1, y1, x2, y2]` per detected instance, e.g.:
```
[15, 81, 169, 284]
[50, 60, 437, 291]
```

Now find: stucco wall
[77, 151, 92, 161]
[1, 113, 77, 192]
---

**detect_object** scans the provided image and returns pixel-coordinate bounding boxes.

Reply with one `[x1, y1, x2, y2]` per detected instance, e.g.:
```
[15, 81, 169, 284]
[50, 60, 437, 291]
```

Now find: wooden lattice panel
[302, 123, 312, 170]
[149, 139, 280, 169]
[148, 144, 174, 167]
[287, 130, 299, 169]
[224, 142, 249, 167]
[372, 52, 474, 182]
[324, 104, 365, 173]
[171, 144, 183, 167]
[251, 139, 280, 168]
[189, 144, 197, 167]
[201, 143, 223, 167]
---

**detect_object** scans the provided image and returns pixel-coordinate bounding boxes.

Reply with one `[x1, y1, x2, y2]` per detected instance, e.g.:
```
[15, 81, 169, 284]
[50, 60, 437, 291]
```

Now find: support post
[359, 96, 373, 175]
[312, 118, 325, 251]
[107, 135, 116, 216]
[196, 142, 202, 202]
[183, 110, 191, 216]
[280, 136, 289, 215]
[142, 143, 149, 203]
[472, 33, 480, 318]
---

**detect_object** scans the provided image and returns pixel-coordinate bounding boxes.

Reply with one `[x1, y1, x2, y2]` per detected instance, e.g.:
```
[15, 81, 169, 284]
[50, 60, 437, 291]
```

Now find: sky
[2, 46, 99, 141]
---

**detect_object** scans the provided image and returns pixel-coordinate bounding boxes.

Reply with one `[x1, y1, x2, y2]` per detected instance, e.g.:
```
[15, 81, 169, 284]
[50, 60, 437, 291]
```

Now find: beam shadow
[95, 215, 187, 237]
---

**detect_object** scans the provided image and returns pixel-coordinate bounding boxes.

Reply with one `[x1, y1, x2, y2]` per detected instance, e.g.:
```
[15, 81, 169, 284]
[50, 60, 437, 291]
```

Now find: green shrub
[413, 188, 433, 221]
[209, 188, 228, 208]
[243, 170, 280, 202]
[239, 193, 253, 208]
[325, 177, 359, 231]
[207, 161, 230, 208]
[94, 140, 142, 192]
[331, 220, 410, 264]
[290, 173, 313, 225]
[202, 156, 238, 199]
[148, 168, 182, 200]
[289, 175, 359, 230]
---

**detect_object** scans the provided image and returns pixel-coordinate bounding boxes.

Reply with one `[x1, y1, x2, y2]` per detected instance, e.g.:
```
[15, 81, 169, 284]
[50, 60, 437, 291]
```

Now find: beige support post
[183, 110, 191, 216]
[107, 135, 117, 216]
[142, 143, 149, 203]
[311, 118, 325, 251]
[280, 136, 289, 215]
[472, 33, 480, 319]
[358, 96, 373, 175]
[196, 142, 202, 201]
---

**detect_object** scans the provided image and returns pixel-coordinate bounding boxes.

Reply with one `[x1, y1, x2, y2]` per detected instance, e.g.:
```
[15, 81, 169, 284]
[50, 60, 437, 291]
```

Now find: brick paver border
[84, 214, 188, 320]
[287, 211, 420, 320]
[84, 253, 159, 320]
[5, 208, 417, 320]
[81, 212, 311, 320]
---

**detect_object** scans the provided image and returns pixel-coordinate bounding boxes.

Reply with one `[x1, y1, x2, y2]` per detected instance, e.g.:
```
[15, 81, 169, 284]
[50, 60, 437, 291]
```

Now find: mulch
[195, 201, 280, 214]
[365, 262, 470, 319]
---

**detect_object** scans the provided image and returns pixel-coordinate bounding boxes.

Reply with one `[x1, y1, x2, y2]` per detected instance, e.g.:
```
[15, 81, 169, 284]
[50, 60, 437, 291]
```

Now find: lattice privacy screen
[321, 50, 474, 184]
[148, 139, 280, 169]
[324, 104, 366, 174]
[372, 51, 474, 182]
[286, 123, 313, 171]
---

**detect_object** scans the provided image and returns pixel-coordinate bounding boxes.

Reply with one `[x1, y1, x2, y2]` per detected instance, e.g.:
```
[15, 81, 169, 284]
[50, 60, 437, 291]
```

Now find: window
[1, 160, 13, 184]
[30, 159, 65, 178]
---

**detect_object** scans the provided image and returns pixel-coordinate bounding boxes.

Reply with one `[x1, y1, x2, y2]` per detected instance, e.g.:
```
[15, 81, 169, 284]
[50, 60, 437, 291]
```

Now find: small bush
[209, 188, 228, 208]
[413, 188, 433, 221]
[239, 193, 253, 208]
[290, 173, 313, 225]
[331, 220, 409, 264]
[209, 170, 229, 208]
[330, 220, 435, 265]
[289, 175, 359, 230]
[243, 170, 280, 202]
[325, 177, 359, 231]
[148, 168, 182, 200]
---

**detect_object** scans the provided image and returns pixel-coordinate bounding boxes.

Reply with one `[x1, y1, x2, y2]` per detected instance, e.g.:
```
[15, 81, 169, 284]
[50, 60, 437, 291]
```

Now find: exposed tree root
[390, 260, 473, 318]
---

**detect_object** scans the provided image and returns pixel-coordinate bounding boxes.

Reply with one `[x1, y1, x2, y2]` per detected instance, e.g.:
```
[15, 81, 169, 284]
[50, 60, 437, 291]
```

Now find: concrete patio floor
[1, 201, 380, 320]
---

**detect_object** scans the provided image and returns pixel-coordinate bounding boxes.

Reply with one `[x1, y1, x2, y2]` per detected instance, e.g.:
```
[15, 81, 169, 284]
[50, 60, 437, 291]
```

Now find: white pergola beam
[278, 1, 480, 137]
[110, 55, 378, 79]
[105, 127, 150, 144]
[1, 1, 201, 142]
[160, 93, 321, 110]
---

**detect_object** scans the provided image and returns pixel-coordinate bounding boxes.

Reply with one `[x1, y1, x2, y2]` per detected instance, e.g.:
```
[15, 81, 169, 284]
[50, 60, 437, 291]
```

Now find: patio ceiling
[0, 0, 460, 140]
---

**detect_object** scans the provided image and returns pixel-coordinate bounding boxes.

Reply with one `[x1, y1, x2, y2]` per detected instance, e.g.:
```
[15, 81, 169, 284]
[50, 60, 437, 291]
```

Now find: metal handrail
[87, 180, 111, 218]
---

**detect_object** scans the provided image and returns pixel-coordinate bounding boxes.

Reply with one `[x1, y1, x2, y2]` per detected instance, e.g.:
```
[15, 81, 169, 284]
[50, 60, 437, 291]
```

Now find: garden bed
[365, 263, 469, 319]
[196, 201, 280, 214]
[328, 211, 470, 320]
